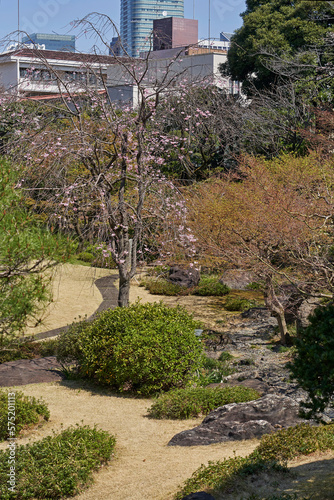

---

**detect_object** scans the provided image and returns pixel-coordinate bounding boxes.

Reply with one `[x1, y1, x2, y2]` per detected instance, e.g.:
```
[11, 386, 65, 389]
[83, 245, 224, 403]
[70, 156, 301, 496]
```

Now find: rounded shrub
[148, 385, 260, 419]
[77, 302, 203, 395]
[193, 276, 230, 296]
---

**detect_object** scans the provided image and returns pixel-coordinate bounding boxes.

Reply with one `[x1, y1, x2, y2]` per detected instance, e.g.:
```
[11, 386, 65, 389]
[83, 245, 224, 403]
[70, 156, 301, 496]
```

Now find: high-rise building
[22, 33, 76, 52]
[120, 0, 184, 57]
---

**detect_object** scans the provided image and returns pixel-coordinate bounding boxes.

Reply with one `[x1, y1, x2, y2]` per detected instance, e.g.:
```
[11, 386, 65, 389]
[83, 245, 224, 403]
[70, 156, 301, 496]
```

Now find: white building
[107, 49, 240, 107]
[0, 48, 122, 97]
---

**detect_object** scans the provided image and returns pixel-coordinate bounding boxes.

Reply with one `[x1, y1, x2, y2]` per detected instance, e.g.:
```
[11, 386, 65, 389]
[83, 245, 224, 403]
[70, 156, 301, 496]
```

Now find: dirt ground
[12, 264, 334, 499]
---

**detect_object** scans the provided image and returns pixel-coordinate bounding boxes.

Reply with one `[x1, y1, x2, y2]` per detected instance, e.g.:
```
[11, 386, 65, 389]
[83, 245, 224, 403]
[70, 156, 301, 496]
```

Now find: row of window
[19, 68, 102, 85]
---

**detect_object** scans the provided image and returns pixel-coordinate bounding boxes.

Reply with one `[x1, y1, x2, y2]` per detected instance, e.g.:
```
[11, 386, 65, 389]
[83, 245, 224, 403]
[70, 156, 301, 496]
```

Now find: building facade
[0, 49, 122, 97]
[153, 17, 197, 51]
[21, 34, 76, 52]
[120, 0, 184, 57]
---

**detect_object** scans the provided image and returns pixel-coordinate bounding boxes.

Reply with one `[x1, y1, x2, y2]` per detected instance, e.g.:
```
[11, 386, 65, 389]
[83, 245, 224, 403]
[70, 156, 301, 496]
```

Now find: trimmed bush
[193, 276, 230, 296]
[0, 424, 115, 499]
[0, 390, 49, 441]
[67, 302, 203, 395]
[147, 386, 260, 419]
[224, 296, 258, 312]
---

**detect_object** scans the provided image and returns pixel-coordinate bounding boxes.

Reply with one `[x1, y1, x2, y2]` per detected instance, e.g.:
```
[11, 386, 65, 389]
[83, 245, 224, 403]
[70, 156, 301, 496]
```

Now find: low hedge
[0, 390, 49, 441]
[147, 386, 260, 419]
[0, 424, 116, 499]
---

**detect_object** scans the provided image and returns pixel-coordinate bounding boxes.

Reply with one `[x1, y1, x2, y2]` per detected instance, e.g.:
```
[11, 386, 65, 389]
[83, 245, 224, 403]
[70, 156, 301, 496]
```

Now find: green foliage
[174, 455, 287, 500]
[252, 423, 334, 464]
[218, 351, 234, 362]
[0, 159, 71, 345]
[141, 278, 190, 296]
[0, 390, 49, 441]
[174, 423, 334, 499]
[59, 302, 203, 395]
[56, 318, 89, 365]
[224, 0, 333, 95]
[141, 275, 230, 297]
[195, 354, 235, 385]
[288, 303, 334, 418]
[76, 243, 117, 269]
[147, 386, 260, 419]
[224, 296, 258, 312]
[0, 424, 115, 499]
[0, 339, 58, 364]
[193, 276, 230, 297]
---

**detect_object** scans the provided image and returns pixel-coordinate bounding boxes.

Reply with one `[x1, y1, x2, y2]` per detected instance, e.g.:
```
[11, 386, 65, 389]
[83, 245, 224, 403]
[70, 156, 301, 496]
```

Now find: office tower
[22, 33, 76, 52]
[120, 0, 184, 57]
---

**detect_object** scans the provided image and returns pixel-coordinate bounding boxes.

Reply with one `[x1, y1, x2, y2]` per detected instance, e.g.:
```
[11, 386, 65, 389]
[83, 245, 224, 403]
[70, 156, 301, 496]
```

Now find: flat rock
[168, 394, 306, 446]
[0, 356, 66, 386]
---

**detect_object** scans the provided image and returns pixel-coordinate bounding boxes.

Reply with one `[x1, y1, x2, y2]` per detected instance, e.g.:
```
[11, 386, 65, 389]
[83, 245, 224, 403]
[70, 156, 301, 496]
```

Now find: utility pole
[18, 0, 20, 45]
[208, 0, 211, 52]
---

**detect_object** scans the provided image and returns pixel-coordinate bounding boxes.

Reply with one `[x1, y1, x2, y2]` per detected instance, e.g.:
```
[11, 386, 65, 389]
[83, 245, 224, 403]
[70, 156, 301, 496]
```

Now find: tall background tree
[223, 0, 333, 96]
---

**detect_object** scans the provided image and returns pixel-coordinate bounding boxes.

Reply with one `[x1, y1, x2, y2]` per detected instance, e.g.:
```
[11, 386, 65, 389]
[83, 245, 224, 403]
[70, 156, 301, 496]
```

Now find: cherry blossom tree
[3, 14, 202, 307]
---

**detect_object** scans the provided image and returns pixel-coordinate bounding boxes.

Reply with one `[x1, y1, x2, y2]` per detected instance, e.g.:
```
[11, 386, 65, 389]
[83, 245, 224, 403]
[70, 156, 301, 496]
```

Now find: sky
[0, 0, 246, 53]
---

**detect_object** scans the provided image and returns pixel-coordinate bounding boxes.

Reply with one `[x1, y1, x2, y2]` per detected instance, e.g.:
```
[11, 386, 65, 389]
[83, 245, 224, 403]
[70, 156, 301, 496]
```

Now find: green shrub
[75, 302, 203, 395]
[147, 386, 260, 419]
[193, 276, 230, 296]
[224, 296, 258, 312]
[76, 251, 94, 263]
[56, 318, 89, 365]
[76, 243, 116, 269]
[288, 303, 334, 418]
[142, 278, 190, 296]
[0, 424, 115, 499]
[252, 423, 334, 464]
[0, 339, 59, 364]
[195, 354, 235, 385]
[218, 351, 234, 362]
[0, 390, 49, 441]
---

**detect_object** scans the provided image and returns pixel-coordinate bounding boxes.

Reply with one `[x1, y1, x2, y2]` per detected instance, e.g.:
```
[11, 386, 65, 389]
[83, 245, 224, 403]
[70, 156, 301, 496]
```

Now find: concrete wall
[0, 61, 18, 92]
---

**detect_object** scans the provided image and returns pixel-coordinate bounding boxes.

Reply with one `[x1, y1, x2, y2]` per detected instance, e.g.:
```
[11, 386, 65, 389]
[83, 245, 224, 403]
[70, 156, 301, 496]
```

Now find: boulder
[168, 394, 307, 446]
[219, 269, 257, 290]
[297, 297, 322, 329]
[168, 266, 200, 288]
[181, 493, 216, 500]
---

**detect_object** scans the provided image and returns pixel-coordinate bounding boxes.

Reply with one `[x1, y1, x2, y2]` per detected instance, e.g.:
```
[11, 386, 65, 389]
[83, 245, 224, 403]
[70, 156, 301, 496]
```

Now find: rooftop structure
[21, 33, 76, 52]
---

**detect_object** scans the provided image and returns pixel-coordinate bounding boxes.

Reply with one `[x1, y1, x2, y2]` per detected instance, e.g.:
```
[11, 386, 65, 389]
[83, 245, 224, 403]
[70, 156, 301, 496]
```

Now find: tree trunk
[275, 310, 289, 345]
[118, 274, 130, 308]
[264, 276, 289, 345]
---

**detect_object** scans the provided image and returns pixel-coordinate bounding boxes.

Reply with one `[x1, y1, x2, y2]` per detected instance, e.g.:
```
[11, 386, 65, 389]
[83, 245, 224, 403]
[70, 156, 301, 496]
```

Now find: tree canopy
[223, 0, 333, 95]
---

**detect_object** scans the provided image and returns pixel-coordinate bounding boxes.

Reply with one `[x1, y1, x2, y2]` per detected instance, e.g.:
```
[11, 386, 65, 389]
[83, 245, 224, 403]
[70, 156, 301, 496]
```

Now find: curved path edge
[0, 275, 119, 387]
[33, 274, 119, 341]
